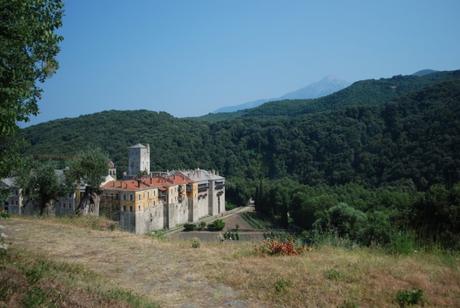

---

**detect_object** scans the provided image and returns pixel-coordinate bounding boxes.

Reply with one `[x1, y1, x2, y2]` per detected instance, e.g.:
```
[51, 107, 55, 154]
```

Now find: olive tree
[65, 148, 109, 215]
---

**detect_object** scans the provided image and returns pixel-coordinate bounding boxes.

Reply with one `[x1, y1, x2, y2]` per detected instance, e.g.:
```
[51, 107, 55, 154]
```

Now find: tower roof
[129, 143, 146, 149]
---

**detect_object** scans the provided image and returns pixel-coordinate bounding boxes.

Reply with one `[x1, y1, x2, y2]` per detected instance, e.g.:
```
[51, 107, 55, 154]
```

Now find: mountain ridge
[213, 76, 350, 113]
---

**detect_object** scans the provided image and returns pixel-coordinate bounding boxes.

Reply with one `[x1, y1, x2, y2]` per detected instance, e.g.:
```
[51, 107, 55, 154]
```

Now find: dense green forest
[21, 70, 460, 248]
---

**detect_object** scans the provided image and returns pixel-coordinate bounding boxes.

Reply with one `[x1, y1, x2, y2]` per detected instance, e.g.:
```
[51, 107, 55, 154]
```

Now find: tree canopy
[0, 0, 63, 195]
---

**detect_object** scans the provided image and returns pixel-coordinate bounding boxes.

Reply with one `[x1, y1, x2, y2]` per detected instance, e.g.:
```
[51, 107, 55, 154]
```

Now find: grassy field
[2, 216, 460, 307]
[0, 249, 158, 307]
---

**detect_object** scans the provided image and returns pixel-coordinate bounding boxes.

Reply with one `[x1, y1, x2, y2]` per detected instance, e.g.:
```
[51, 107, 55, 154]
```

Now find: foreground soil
[3, 217, 460, 307]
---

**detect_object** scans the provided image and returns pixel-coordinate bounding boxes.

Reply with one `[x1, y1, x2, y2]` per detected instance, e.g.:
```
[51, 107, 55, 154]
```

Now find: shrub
[313, 203, 367, 240]
[256, 239, 299, 256]
[191, 238, 200, 248]
[207, 219, 225, 231]
[198, 221, 207, 230]
[0, 212, 9, 219]
[149, 230, 166, 240]
[386, 231, 417, 255]
[302, 230, 357, 249]
[274, 278, 291, 293]
[225, 202, 238, 211]
[324, 268, 343, 281]
[263, 231, 294, 242]
[395, 288, 424, 307]
[183, 223, 196, 231]
[358, 211, 393, 246]
[223, 231, 239, 240]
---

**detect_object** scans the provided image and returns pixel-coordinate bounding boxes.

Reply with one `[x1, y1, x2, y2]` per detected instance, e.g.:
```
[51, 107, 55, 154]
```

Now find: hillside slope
[22, 75, 460, 189]
[4, 217, 460, 307]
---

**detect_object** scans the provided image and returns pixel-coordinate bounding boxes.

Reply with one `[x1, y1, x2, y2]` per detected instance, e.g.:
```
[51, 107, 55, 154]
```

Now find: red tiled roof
[102, 173, 192, 192]
[167, 173, 192, 185]
[102, 180, 152, 191]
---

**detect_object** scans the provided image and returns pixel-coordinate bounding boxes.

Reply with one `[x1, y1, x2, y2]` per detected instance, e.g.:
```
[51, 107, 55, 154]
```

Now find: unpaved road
[3, 218, 260, 308]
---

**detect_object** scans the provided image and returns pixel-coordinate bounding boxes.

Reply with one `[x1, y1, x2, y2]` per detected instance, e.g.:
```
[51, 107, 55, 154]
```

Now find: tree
[65, 148, 109, 215]
[17, 161, 61, 215]
[313, 203, 367, 239]
[0, 0, 63, 183]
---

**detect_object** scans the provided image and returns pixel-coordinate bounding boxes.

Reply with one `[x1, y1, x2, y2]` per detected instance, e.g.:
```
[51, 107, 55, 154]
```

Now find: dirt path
[3, 218, 260, 308]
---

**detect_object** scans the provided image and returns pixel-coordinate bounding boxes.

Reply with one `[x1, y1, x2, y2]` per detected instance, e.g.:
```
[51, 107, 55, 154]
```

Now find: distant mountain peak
[213, 76, 351, 113]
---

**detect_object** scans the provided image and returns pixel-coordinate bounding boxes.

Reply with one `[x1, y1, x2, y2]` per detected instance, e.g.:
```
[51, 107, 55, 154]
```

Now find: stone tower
[128, 143, 150, 177]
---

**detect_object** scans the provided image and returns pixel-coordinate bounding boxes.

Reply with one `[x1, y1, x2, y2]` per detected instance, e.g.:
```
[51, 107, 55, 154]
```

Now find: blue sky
[26, 0, 460, 125]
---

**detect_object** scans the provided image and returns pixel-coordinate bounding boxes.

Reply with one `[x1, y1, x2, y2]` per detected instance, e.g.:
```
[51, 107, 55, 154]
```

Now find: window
[123, 205, 126, 212]
[130, 194, 133, 201]
[123, 194, 127, 201]
[138, 194, 141, 201]
[138, 206, 141, 211]
[130, 206, 133, 212]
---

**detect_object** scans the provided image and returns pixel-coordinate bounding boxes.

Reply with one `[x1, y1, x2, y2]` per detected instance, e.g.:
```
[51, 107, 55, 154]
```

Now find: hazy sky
[25, 0, 460, 126]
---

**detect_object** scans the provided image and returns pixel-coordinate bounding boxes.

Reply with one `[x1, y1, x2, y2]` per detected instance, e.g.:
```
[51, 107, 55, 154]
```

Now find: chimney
[137, 179, 141, 188]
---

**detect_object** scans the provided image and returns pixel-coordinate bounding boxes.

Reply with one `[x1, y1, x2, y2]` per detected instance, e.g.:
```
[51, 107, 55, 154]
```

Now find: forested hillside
[23, 72, 460, 190]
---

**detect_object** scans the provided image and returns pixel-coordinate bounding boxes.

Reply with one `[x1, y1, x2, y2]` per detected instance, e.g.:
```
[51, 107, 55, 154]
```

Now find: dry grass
[208, 244, 460, 307]
[0, 249, 158, 307]
[13, 214, 119, 231]
[3, 217, 460, 307]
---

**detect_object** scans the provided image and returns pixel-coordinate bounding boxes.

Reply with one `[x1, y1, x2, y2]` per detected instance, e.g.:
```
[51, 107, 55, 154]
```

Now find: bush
[313, 203, 367, 240]
[183, 223, 196, 231]
[223, 231, 239, 240]
[263, 231, 294, 242]
[198, 221, 207, 231]
[301, 230, 358, 249]
[324, 268, 343, 281]
[225, 202, 238, 211]
[207, 219, 225, 231]
[395, 288, 424, 307]
[274, 278, 291, 293]
[191, 238, 200, 248]
[386, 231, 417, 255]
[149, 230, 166, 240]
[358, 211, 393, 246]
[256, 239, 299, 256]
